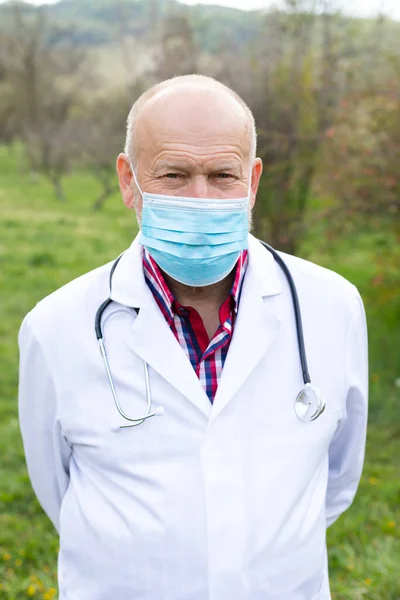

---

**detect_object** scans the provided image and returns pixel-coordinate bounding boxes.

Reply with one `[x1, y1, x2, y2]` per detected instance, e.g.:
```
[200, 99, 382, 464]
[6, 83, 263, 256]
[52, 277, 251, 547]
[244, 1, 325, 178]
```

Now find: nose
[187, 175, 211, 199]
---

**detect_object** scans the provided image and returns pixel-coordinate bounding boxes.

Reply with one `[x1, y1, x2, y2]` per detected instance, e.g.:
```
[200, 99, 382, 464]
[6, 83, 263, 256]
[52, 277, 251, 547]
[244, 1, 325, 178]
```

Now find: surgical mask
[131, 164, 250, 287]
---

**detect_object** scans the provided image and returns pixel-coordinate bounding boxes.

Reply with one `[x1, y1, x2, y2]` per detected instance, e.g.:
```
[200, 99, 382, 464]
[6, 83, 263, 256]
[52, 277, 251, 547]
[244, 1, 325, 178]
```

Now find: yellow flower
[365, 578, 372, 585]
[43, 588, 57, 600]
[388, 521, 396, 529]
[368, 476, 378, 485]
[15, 558, 22, 567]
[2, 553, 11, 561]
[27, 584, 36, 596]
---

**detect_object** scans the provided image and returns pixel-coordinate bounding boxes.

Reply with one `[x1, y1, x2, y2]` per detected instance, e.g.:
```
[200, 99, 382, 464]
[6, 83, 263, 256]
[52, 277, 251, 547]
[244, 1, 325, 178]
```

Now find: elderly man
[19, 75, 368, 600]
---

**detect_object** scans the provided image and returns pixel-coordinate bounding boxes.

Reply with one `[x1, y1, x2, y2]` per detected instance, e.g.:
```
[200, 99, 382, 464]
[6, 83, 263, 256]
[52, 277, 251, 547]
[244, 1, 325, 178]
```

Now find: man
[19, 75, 368, 600]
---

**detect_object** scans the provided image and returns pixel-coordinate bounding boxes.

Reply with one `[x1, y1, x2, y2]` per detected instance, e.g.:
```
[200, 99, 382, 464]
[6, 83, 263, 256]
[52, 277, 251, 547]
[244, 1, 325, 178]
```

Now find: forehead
[135, 86, 251, 160]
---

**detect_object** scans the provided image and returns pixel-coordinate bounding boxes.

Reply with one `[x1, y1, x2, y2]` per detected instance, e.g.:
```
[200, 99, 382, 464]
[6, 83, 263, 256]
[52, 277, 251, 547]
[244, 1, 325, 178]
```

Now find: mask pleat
[141, 227, 245, 246]
[141, 234, 248, 259]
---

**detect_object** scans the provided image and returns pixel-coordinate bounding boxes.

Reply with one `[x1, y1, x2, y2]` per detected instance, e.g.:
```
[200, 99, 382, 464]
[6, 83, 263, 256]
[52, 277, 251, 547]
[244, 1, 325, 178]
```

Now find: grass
[0, 145, 399, 599]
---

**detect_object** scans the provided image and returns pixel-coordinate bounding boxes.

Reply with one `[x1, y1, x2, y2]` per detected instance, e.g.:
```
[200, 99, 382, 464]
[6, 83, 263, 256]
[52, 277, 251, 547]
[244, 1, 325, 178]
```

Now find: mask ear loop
[247, 164, 253, 205]
[129, 161, 144, 198]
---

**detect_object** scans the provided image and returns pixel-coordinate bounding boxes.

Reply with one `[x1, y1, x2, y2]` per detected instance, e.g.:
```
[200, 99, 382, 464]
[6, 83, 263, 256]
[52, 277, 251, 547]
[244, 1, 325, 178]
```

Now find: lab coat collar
[247, 233, 282, 297]
[109, 234, 148, 309]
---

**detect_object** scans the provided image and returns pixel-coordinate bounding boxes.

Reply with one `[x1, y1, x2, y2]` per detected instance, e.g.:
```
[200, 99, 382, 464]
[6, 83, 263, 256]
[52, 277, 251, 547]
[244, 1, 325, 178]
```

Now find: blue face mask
[131, 165, 250, 287]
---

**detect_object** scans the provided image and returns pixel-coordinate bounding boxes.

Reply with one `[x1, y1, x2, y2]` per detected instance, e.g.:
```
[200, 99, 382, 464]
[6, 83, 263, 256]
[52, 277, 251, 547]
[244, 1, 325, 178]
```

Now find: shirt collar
[110, 233, 282, 312]
[231, 249, 248, 312]
[143, 248, 248, 320]
[142, 248, 175, 323]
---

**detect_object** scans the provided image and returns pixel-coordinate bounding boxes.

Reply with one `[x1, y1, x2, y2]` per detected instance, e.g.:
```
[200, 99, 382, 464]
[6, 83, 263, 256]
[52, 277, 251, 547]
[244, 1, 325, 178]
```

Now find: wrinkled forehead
[135, 86, 252, 161]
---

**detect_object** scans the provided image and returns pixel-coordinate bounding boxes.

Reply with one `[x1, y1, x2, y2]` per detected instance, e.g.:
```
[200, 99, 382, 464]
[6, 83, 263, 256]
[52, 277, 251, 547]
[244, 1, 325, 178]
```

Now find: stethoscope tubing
[95, 241, 325, 426]
[258, 241, 311, 385]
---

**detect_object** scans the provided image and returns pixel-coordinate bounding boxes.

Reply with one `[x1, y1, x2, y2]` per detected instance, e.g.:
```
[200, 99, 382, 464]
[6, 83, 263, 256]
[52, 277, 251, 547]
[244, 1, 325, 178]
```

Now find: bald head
[125, 75, 257, 167]
[117, 75, 263, 224]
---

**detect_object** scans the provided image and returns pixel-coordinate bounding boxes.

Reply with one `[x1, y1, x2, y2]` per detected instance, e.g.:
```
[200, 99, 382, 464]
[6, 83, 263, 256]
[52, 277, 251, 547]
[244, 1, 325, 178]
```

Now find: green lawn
[0, 145, 399, 599]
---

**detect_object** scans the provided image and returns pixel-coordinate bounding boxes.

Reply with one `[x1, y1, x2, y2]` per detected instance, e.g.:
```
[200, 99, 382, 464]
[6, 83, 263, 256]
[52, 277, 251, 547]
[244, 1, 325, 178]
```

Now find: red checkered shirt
[143, 248, 249, 403]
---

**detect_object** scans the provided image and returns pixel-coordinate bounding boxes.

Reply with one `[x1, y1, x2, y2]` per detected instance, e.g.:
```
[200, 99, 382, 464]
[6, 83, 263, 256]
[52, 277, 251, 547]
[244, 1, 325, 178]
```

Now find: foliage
[214, 1, 400, 253]
[319, 92, 400, 225]
[1, 0, 400, 247]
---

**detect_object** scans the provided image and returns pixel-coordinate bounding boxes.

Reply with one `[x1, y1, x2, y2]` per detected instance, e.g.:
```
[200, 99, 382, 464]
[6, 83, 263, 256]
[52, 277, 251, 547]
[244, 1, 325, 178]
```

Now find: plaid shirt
[143, 248, 248, 403]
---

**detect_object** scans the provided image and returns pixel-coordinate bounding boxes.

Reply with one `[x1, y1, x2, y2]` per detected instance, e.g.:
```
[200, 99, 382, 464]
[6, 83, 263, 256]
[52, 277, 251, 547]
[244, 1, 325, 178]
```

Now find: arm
[326, 289, 369, 528]
[18, 314, 71, 533]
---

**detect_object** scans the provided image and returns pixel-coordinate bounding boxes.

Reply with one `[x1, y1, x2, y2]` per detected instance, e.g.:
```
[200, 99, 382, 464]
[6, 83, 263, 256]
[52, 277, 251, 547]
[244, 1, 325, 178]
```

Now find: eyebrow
[210, 165, 240, 172]
[154, 162, 187, 171]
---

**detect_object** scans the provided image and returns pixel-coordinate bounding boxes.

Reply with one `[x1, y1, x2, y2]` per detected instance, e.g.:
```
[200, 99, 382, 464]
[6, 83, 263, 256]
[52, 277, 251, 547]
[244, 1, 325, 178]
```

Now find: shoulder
[277, 251, 365, 334]
[278, 251, 362, 308]
[251, 237, 363, 319]
[278, 250, 356, 291]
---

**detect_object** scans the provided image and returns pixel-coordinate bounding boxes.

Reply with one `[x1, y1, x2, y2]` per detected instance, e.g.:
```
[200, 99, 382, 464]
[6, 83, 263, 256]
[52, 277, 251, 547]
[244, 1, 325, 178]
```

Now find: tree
[1, 3, 92, 199]
[0, 32, 17, 144]
[217, 0, 389, 252]
[77, 90, 138, 210]
[153, 6, 199, 80]
[320, 90, 400, 229]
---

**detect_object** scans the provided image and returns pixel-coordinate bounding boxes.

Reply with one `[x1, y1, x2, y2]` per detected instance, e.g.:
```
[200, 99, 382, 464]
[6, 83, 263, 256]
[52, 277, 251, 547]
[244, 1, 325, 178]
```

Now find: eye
[165, 173, 180, 179]
[216, 173, 235, 179]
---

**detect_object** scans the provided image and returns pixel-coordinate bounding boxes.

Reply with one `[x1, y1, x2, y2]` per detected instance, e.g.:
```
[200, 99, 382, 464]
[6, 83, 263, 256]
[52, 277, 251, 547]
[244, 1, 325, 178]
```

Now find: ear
[249, 158, 263, 210]
[116, 153, 135, 209]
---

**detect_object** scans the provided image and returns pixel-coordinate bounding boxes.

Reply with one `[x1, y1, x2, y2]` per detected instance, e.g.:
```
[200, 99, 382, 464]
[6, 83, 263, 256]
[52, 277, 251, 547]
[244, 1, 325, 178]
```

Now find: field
[0, 145, 399, 599]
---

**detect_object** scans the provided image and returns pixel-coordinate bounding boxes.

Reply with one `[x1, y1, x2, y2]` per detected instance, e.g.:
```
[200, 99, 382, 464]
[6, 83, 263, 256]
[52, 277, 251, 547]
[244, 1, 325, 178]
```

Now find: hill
[0, 0, 263, 53]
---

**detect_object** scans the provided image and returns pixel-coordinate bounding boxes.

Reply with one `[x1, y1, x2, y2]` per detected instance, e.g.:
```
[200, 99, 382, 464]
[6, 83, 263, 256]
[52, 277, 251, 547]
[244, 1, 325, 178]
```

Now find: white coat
[18, 234, 368, 600]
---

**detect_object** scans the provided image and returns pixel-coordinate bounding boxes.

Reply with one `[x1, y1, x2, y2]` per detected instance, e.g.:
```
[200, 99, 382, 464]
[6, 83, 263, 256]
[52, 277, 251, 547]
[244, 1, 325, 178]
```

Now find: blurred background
[0, 0, 399, 598]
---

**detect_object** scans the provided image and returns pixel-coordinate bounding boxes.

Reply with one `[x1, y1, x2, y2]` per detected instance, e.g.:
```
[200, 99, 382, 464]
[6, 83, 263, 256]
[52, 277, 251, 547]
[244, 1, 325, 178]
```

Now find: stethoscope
[95, 241, 326, 428]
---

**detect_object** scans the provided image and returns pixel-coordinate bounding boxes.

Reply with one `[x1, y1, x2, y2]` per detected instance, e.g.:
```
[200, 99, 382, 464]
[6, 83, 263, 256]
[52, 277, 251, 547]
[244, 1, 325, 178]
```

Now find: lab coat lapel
[110, 235, 212, 419]
[127, 299, 212, 418]
[211, 235, 283, 421]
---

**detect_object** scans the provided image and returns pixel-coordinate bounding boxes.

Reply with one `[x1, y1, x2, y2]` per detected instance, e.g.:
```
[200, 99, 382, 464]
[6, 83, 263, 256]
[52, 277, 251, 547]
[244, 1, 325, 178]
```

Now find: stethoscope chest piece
[295, 383, 326, 422]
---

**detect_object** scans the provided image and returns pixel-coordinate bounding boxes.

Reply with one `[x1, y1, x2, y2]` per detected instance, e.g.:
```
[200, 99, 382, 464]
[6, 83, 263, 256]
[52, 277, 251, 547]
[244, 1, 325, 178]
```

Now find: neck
[163, 271, 235, 309]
